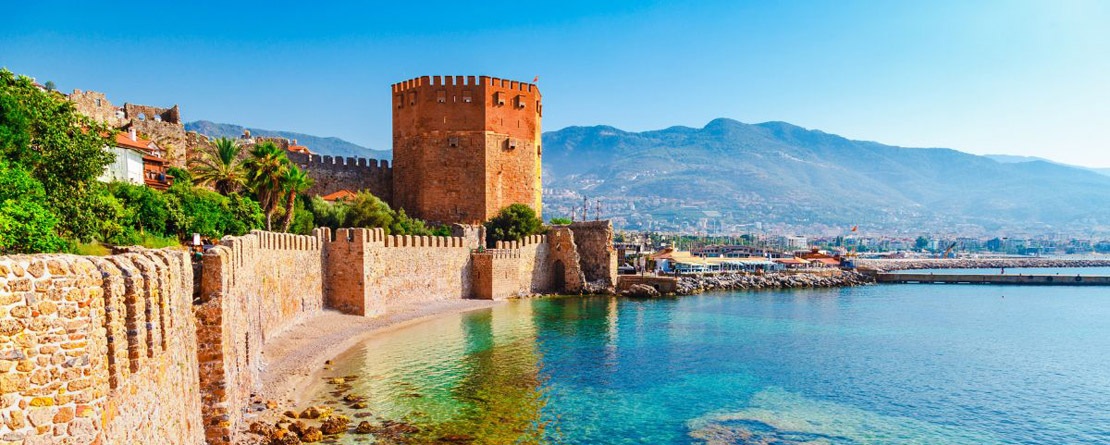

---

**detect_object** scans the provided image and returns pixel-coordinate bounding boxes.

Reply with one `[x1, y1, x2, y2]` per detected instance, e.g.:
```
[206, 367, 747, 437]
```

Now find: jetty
[877, 273, 1110, 286]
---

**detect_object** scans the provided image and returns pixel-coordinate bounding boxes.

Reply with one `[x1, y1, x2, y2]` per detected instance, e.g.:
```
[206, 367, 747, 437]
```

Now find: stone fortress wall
[0, 250, 204, 444]
[0, 220, 615, 443]
[196, 230, 326, 444]
[286, 151, 393, 203]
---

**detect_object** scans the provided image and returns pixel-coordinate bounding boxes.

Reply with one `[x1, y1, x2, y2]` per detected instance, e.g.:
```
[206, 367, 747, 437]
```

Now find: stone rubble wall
[197, 231, 325, 444]
[543, 227, 587, 293]
[0, 249, 202, 445]
[568, 221, 618, 291]
[472, 229, 590, 299]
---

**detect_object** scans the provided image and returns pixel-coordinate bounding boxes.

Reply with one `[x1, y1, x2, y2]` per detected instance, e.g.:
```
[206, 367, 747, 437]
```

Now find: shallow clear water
[909, 266, 1110, 276]
[306, 284, 1110, 444]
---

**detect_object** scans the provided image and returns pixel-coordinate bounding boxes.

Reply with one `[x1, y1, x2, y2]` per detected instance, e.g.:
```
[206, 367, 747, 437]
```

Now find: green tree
[390, 208, 436, 236]
[287, 198, 316, 235]
[0, 159, 67, 253]
[224, 193, 265, 235]
[549, 217, 572, 225]
[914, 236, 930, 251]
[485, 204, 543, 247]
[190, 137, 246, 195]
[278, 166, 313, 232]
[343, 191, 394, 231]
[243, 141, 290, 230]
[0, 69, 114, 241]
[305, 195, 348, 230]
[165, 181, 263, 238]
[108, 182, 169, 236]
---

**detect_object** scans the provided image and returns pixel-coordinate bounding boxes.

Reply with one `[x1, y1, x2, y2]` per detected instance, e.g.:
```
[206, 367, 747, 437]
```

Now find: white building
[98, 129, 166, 187]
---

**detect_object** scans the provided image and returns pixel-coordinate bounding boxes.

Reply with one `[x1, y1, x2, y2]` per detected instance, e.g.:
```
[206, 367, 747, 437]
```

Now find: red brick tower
[392, 75, 542, 224]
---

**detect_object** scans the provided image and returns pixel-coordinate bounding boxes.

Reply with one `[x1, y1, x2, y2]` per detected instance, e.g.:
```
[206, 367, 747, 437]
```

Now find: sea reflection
[301, 287, 1110, 444]
[307, 303, 549, 444]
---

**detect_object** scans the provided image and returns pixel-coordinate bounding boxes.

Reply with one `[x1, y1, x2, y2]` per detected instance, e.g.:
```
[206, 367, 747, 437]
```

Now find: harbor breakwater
[856, 258, 1110, 272]
[676, 271, 872, 295]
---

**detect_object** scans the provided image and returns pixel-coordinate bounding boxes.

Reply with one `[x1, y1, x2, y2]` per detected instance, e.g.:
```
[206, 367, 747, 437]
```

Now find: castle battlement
[287, 151, 391, 169]
[392, 75, 539, 93]
[494, 234, 547, 250]
[329, 227, 470, 248]
[286, 151, 393, 202]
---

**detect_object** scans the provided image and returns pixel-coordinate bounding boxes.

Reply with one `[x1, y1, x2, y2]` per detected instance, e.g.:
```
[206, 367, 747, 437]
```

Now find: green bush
[0, 159, 67, 253]
[485, 204, 543, 247]
[108, 182, 170, 236]
[288, 198, 316, 235]
[305, 191, 444, 236]
[165, 182, 263, 239]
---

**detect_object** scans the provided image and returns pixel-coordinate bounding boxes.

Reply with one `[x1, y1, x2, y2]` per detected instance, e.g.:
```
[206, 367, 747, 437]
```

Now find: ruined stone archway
[551, 259, 566, 294]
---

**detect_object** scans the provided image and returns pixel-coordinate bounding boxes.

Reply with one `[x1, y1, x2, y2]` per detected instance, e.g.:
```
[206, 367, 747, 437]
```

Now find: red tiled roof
[114, 132, 157, 153]
[288, 145, 312, 154]
[773, 258, 810, 265]
[321, 189, 357, 202]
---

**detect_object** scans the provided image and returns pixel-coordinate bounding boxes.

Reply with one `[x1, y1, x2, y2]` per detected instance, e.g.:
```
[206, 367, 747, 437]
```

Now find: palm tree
[279, 166, 313, 232]
[244, 141, 290, 230]
[189, 137, 245, 195]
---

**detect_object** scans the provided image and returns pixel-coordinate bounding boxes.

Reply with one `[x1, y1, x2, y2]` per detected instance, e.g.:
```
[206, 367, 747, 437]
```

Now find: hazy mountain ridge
[985, 154, 1110, 177]
[184, 120, 392, 160]
[541, 118, 1110, 233]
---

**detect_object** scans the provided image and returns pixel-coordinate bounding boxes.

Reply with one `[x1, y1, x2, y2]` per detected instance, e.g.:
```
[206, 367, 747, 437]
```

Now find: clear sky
[4, 1, 1108, 167]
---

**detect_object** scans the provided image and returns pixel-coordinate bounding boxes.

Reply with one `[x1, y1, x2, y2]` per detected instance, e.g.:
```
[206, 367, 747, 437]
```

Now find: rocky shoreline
[855, 257, 1110, 272]
[676, 271, 872, 295]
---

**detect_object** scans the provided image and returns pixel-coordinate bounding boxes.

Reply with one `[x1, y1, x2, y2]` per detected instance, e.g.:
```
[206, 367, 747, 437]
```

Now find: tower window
[407, 91, 417, 106]
[396, 94, 404, 108]
[494, 91, 505, 106]
[449, 137, 459, 147]
[462, 90, 472, 103]
[515, 95, 526, 108]
[507, 139, 518, 150]
[436, 90, 446, 103]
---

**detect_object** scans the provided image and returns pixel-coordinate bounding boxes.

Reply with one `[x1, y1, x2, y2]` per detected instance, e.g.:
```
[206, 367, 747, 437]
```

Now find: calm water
[305, 283, 1110, 444]
[909, 266, 1110, 276]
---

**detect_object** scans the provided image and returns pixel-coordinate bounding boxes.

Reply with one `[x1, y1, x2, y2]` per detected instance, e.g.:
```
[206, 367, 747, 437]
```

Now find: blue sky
[4, 1, 1109, 167]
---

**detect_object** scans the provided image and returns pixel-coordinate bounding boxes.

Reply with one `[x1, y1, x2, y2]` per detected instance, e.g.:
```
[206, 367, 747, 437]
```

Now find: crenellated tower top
[391, 75, 543, 224]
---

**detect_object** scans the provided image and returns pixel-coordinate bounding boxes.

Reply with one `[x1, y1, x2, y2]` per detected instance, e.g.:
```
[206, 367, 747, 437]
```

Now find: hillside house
[99, 129, 173, 190]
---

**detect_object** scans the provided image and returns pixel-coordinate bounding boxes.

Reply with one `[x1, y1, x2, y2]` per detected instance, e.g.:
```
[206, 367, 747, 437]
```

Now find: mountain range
[187, 118, 1110, 235]
[540, 119, 1110, 234]
[184, 120, 392, 160]
[985, 154, 1110, 177]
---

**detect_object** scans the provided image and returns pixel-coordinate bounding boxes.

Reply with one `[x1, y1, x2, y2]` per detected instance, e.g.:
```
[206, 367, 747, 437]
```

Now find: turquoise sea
[305, 281, 1110, 444]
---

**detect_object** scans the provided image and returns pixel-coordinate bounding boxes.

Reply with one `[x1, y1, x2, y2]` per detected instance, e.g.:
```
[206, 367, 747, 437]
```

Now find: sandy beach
[240, 299, 503, 439]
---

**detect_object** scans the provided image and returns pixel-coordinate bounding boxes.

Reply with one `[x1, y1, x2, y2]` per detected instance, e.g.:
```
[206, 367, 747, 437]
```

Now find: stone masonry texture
[0, 220, 615, 444]
[391, 76, 543, 224]
[0, 249, 203, 445]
